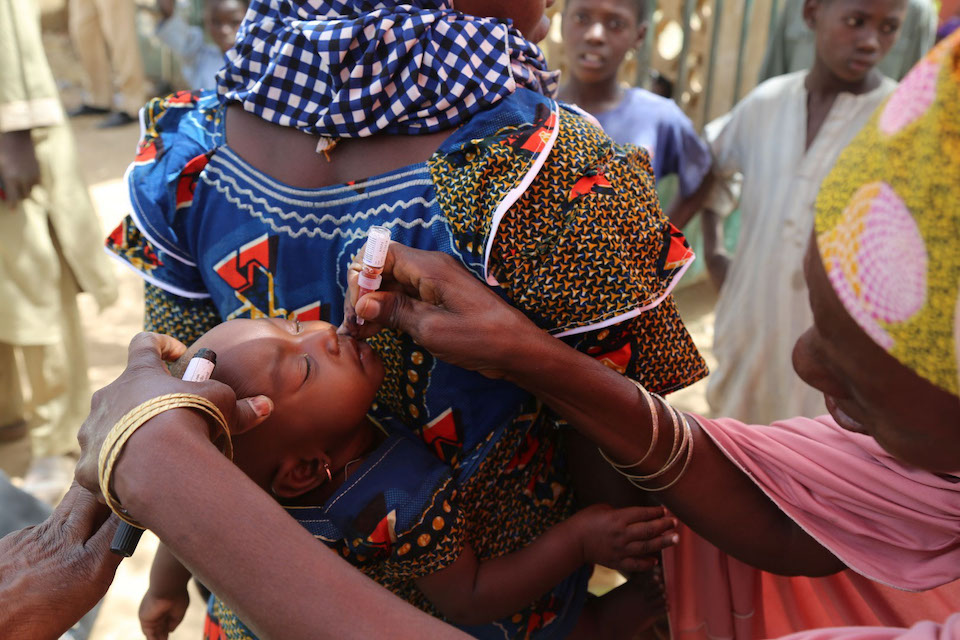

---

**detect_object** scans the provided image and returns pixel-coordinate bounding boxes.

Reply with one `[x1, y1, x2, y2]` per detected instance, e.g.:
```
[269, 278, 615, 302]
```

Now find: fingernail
[249, 395, 273, 418]
[670, 533, 679, 544]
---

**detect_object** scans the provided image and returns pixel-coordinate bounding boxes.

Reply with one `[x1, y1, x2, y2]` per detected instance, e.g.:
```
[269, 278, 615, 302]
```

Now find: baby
[140, 318, 676, 639]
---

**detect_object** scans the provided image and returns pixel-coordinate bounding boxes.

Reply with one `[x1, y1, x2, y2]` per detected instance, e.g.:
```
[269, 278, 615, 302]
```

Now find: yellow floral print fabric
[815, 32, 960, 396]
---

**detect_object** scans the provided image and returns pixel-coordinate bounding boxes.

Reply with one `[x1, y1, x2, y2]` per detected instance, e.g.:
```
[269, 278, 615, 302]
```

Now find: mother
[105, 0, 704, 635]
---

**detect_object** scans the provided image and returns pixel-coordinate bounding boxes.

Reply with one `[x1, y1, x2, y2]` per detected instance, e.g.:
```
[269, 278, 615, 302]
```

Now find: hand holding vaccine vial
[356, 226, 391, 325]
[109, 348, 217, 557]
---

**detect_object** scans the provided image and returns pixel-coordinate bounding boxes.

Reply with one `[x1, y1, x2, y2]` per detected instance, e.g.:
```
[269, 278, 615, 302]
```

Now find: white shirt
[705, 71, 896, 424]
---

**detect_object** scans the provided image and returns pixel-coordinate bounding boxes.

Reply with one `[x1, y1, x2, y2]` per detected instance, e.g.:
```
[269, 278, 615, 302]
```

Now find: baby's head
[176, 318, 384, 498]
[205, 0, 247, 53]
[803, 0, 907, 84]
[453, 0, 552, 42]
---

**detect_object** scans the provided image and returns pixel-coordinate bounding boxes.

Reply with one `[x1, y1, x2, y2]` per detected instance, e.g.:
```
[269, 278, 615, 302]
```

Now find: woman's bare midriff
[224, 104, 455, 189]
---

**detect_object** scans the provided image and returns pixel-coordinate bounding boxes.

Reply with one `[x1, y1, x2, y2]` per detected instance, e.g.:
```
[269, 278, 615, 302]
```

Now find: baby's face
[189, 318, 384, 486]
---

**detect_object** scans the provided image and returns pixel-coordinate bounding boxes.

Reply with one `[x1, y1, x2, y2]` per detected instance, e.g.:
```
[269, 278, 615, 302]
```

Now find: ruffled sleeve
[490, 119, 693, 334]
[431, 95, 706, 395]
[105, 91, 223, 299]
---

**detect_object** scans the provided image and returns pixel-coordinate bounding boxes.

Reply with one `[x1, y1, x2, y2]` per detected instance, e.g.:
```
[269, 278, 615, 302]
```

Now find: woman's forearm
[501, 329, 843, 577]
[113, 413, 468, 640]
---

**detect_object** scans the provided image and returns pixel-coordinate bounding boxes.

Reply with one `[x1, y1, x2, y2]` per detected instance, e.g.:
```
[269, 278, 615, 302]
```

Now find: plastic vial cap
[358, 272, 382, 291]
[362, 226, 391, 269]
[110, 523, 145, 557]
[194, 348, 217, 365]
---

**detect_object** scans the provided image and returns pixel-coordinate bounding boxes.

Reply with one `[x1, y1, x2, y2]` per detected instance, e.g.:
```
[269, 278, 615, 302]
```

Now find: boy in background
[558, 0, 714, 218]
[685, 0, 906, 424]
[155, 0, 247, 91]
[760, 0, 934, 81]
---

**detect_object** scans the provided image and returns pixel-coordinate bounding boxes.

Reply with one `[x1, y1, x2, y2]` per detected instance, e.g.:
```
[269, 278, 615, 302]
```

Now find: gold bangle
[98, 393, 233, 525]
[596, 388, 697, 492]
[607, 404, 690, 483]
[622, 396, 684, 482]
[639, 413, 694, 492]
[597, 378, 659, 470]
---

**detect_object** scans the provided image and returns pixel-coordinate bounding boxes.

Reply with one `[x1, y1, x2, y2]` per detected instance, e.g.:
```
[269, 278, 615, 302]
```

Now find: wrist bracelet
[597, 384, 696, 492]
[619, 395, 686, 482]
[636, 412, 694, 492]
[598, 378, 659, 470]
[98, 393, 233, 526]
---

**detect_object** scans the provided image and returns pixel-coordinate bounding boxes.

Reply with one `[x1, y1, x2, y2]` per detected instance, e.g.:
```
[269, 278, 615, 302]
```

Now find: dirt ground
[35, 17, 717, 639]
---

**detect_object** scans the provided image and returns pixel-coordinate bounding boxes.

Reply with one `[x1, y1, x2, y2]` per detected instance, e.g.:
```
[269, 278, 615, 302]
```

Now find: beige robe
[0, 0, 116, 464]
[705, 71, 895, 425]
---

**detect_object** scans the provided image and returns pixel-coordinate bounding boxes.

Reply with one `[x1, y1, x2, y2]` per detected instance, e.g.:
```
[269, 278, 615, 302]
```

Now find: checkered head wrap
[217, 0, 560, 138]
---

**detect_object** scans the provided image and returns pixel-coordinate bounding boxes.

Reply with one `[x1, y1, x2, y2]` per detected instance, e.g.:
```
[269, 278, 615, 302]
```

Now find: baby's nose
[300, 322, 340, 354]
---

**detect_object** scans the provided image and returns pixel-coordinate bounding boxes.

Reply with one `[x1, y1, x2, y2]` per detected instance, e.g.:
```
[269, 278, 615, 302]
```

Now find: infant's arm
[415, 504, 677, 626]
[140, 543, 194, 640]
[150, 542, 193, 591]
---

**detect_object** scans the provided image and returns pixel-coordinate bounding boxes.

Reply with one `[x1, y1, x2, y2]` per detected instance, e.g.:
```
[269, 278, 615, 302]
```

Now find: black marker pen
[110, 348, 217, 557]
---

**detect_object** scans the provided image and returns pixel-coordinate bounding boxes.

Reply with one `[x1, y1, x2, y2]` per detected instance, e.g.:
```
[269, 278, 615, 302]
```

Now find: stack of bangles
[98, 393, 233, 526]
[598, 379, 694, 492]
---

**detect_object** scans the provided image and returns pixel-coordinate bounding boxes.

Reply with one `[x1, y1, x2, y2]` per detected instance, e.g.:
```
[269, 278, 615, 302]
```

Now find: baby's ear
[272, 456, 330, 498]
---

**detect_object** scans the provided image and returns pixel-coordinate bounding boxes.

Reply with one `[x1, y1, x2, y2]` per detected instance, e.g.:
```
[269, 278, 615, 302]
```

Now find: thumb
[127, 332, 188, 371]
[355, 290, 437, 339]
[85, 513, 124, 582]
[233, 395, 273, 435]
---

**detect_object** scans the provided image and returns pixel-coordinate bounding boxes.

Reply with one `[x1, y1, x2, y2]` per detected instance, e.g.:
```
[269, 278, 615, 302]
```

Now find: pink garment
[779, 613, 960, 640]
[664, 415, 960, 640]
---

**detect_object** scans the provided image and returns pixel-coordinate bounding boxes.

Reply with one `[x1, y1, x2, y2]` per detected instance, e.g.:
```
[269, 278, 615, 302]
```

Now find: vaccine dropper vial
[356, 225, 391, 325]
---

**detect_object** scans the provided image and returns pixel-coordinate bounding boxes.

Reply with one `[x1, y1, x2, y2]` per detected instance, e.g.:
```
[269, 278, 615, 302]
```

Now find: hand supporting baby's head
[175, 318, 384, 499]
